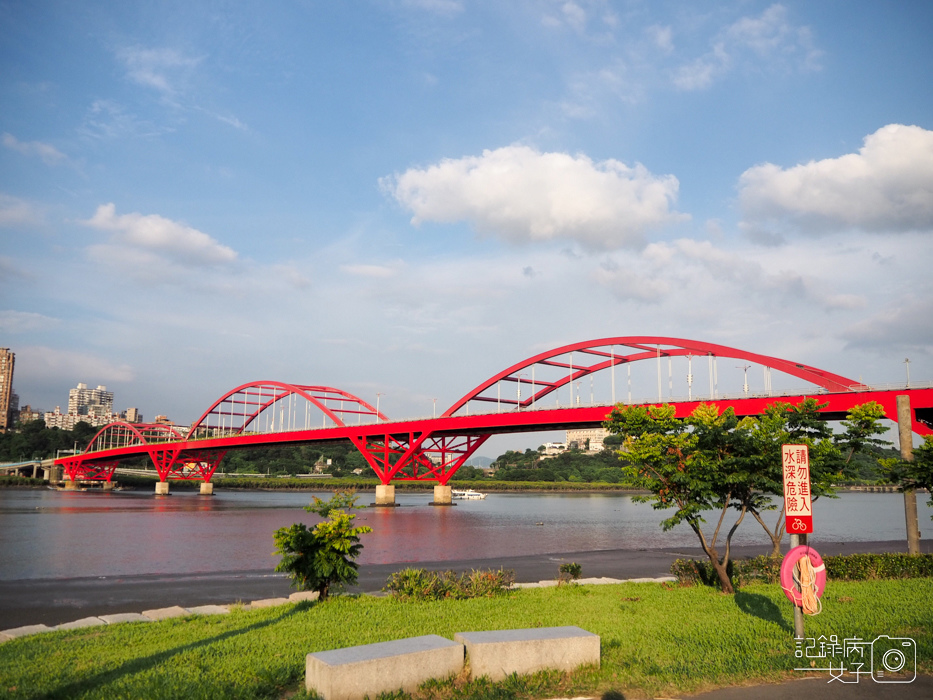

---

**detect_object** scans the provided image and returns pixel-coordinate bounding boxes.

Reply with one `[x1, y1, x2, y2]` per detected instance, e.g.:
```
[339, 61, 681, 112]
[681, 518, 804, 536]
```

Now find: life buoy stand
[780, 545, 826, 614]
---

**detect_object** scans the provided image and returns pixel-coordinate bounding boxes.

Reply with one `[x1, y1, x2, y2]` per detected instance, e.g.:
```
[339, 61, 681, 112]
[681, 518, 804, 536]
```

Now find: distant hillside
[464, 455, 494, 468]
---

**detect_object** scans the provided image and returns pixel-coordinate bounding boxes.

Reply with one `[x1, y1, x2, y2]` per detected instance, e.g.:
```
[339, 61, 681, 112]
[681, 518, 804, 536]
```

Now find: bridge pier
[103, 481, 115, 491]
[64, 477, 79, 490]
[430, 484, 453, 506]
[155, 481, 170, 496]
[372, 484, 397, 507]
[200, 482, 214, 496]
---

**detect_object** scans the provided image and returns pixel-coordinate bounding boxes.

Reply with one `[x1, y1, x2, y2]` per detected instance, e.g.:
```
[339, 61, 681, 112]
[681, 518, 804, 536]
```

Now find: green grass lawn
[1, 579, 930, 700]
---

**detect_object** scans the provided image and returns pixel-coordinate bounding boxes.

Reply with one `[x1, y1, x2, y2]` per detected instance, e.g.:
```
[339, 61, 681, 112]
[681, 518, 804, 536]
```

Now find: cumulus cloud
[83, 203, 237, 266]
[739, 124, 933, 235]
[382, 145, 688, 250]
[2, 133, 67, 165]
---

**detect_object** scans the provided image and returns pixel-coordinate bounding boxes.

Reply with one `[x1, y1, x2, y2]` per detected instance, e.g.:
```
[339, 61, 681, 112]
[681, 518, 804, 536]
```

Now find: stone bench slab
[306, 634, 463, 700]
[454, 626, 599, 681]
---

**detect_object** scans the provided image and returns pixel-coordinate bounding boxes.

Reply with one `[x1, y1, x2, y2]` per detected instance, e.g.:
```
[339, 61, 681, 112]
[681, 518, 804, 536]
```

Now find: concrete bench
[306, 634, 463, 700]
[454, 626, 599, 681]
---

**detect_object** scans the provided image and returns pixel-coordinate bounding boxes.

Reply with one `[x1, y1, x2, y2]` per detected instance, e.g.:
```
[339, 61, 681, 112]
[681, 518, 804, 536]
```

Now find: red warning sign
[782, 444, 813, 534]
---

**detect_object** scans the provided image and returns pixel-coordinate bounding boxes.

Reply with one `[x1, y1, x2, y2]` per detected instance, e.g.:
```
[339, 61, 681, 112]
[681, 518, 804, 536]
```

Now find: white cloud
[0, 256, 31, 281]
[341, 263, 401, 278]
[842, 297, 933, 352]
[672, 42, 729, 91]
[382, 145, 688, 250]
[117, 46, 202, 95]
[647, 25, 674, 53]
[403, 0, 463, 15]
[0, 194, 42, 227]
[83, 203, 238, 266]
[2, 133, 67, 165]
[16, 346, 136, 386]
[739, 124, 933, 235]
[561, 2, 587, 33]
[0, 310, 60, 333]
[79, 99, 168, 140]
[673, 4, 820, 91]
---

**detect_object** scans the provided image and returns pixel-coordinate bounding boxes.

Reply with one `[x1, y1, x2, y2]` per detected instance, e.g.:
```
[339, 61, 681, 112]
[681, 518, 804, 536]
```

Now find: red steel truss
[55, 337, 933, 485]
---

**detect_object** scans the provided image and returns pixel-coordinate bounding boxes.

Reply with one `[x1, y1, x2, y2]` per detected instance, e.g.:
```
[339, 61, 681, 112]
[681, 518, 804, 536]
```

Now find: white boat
[452, 489, 487, 500]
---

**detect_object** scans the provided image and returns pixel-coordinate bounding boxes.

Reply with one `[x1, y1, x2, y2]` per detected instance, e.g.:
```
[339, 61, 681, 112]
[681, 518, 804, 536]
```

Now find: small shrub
[273, 490, 372, 599]
[384, 567, 514, 601]
[558, 562, 583, 583]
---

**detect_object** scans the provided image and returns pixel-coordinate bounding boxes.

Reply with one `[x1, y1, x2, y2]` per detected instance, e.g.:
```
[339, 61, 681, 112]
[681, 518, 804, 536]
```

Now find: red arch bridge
[55, 336, 933, 500]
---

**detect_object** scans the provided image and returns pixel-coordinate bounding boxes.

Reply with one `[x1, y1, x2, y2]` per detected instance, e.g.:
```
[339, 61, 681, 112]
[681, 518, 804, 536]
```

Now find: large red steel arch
[56, 336, 932, 485]
[444, 336, 862, 416]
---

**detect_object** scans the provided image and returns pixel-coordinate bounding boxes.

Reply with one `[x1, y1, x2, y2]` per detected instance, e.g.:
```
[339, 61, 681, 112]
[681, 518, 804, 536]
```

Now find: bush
[672, 552, 933, 588]
[273, 490, 372, 599]
[824, 552, 933, 580]
[384, 567, 515, 601]
[558, 562, 583, 583]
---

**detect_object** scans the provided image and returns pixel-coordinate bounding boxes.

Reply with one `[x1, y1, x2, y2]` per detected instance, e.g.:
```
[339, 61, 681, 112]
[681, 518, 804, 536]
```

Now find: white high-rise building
[68, 383, 114, 418]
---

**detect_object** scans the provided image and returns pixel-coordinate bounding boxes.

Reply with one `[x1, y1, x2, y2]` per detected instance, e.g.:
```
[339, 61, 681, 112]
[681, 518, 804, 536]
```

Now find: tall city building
[0, 348, 14, 432]
[68, 383, 114, 419]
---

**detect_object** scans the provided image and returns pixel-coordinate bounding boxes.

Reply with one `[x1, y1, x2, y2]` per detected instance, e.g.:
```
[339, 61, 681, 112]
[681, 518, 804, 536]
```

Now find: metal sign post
[783, 444, 813, 639]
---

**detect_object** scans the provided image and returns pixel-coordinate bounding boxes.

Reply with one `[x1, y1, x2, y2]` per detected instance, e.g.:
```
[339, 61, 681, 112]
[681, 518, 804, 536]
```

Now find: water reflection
[0, 489, 928, 581]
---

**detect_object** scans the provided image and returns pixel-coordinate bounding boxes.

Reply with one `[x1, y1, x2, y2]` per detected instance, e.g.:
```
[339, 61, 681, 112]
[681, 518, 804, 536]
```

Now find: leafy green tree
[882, 435, 933, 520]
[836, 402, 890, 466]
[605, 403, 752, 594]
[741, 400, 888, 556]
[273, 490, 372, 599]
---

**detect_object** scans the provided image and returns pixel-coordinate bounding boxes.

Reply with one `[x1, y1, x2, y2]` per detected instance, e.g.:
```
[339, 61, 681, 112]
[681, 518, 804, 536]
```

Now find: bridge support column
[373, 484, 397, 507]
[155, 481, 170, 496]
[430, 484, 453, 506]
[64, 477, 79, 490]
[103, 481, 115, 491]
[200, 482, 214, 496]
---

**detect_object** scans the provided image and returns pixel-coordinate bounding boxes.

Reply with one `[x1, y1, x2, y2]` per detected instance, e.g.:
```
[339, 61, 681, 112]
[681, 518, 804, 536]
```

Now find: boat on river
[452, 489, 486, 500]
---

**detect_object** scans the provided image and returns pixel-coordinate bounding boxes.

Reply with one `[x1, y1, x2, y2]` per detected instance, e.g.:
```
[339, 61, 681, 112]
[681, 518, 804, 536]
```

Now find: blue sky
[1, 1, 932, 453]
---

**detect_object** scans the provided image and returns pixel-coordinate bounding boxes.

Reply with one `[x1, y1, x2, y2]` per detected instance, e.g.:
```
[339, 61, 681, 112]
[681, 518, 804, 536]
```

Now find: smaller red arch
[84, 421, 185, 454]
[186, 381, 388, 439]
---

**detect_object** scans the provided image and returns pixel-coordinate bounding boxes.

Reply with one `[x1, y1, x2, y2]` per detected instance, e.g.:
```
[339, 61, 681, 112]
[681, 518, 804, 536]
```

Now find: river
[1, 488, 930, 581]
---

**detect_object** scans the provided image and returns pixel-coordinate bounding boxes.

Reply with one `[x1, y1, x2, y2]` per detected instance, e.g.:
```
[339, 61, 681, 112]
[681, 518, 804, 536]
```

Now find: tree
[273, 490, 372, 599]
[742, 400, 888, 556]
[882, 434, 933, 520]
[604, 403, 752, 594]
